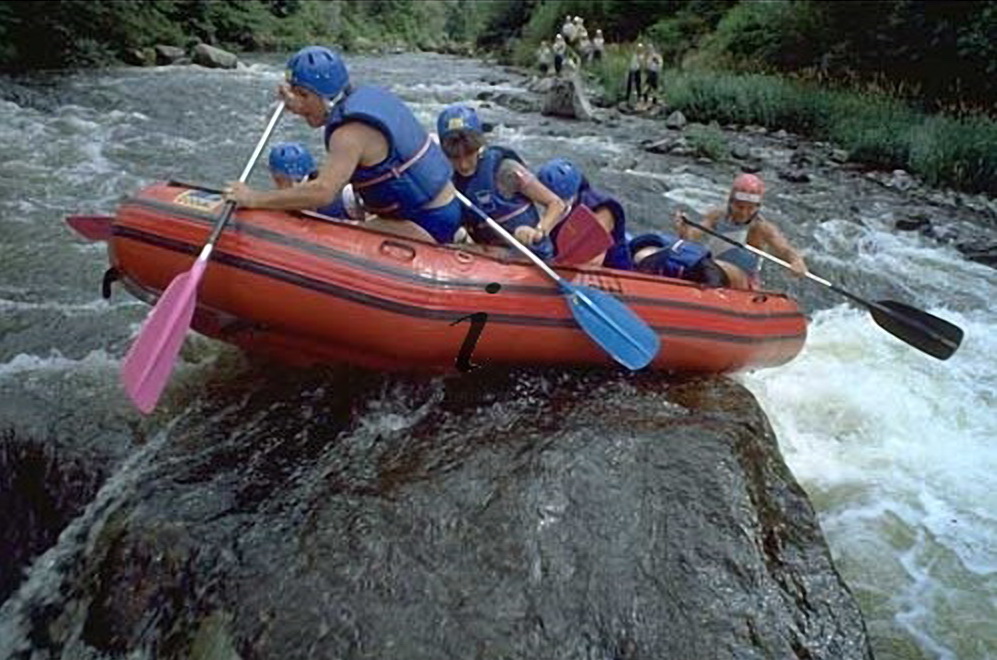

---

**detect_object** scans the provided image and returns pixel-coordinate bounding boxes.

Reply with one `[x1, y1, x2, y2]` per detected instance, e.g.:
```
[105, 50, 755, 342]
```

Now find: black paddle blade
[869, 300, 963, 360]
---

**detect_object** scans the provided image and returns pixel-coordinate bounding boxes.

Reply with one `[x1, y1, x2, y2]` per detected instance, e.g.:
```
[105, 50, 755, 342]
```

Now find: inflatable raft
[92, 181, 807, 373]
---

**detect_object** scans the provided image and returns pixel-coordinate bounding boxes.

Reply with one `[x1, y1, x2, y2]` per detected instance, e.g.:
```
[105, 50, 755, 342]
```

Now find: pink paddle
[553, 204, 613, 265]
[66, 215, 114, 242]
[121, 101, 285, 414]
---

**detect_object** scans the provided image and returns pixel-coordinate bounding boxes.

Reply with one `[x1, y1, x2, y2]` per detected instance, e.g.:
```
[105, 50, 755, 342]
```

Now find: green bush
[908, 114, 997, 193]
[686, 123, 727, 161]
[643, 10, 711, 67]
[654, 68, 997, 194]
[696, 0, 826, 72]
[589, 48, 630, 106]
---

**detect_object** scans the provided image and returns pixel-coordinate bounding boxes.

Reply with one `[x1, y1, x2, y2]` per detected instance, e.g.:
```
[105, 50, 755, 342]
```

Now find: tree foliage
[699, 0, 997, 112]
[1, 0, 996, 111]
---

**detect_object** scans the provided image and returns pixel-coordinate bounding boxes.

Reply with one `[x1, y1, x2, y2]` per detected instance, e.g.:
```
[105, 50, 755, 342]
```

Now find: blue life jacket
[630, 232, 712, 278]
[317, 196, 349, 218]
[325, 86, 453, 219]
[703, 213, 761, 275]
[454, 146, 540, 244]
[576, 182, 632, 270]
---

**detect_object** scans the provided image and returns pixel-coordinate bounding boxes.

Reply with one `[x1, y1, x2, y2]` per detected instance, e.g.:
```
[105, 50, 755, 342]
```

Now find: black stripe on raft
[114, 225, 807, 346]
[121, 196, 806, 323]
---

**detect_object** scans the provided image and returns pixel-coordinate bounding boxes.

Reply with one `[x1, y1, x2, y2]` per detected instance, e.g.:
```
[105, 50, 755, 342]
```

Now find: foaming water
[739, 302, 997, 657]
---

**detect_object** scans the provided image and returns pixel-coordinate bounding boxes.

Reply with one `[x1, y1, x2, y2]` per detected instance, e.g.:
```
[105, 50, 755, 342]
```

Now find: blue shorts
[407, 197, 463, 244]
[716, 247, 760, 275]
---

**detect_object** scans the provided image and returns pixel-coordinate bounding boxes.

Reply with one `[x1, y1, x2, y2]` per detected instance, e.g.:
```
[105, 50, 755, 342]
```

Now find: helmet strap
[326, 89, 346, 111]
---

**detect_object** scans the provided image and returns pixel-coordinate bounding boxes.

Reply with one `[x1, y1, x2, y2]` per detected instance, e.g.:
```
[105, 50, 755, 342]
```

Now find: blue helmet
[537, 158, 583, 200]
[436, 104, 483, 138]
[286, 46, 349, 99]
[268, 142, 316, 180]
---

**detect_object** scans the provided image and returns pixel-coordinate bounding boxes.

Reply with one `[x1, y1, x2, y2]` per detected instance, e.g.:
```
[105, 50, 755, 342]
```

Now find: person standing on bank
[592, 29, 605, 62]
[643, 45, 663, 107]
[552, 34, 567, 77]
[578, 28, 593, 65]
[223, 46, 462, 244]
[626, 43, 645, 108]
[561, 16, 576, 45]
[676, 173, 808, 289]
[536, 40, 553, 76]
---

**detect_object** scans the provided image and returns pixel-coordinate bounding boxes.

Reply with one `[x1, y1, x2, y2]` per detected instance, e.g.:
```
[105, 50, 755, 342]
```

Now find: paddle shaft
[681, 216, 958, 350]
[203, 101, 286, 250]
[453, 189, 564, 283]
[121, 101, 286, 413]
[454, 190, 654, 360]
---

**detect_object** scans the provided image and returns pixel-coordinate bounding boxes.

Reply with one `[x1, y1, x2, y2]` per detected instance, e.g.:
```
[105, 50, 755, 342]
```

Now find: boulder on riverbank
[542, 74, 596, 121]
[191, 43, 239, 69]
[0, 369, 872, 659]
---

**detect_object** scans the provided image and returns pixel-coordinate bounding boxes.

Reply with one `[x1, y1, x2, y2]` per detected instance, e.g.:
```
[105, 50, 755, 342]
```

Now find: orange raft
[106, 181, 808, 374]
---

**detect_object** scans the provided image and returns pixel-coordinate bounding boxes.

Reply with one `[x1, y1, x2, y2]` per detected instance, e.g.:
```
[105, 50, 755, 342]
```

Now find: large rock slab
[192, 44, 239, 70]
[0, 369, 871, 659]
[542, 75, 595, 121]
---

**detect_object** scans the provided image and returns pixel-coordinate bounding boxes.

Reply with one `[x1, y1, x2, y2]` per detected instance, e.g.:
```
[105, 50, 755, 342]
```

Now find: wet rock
[888, 169, 916, 191]
[642, 136, 682, 154]
[351, 36, 376, 52]
[962, 246, 997, 267]
[0, 430, 108, 603]
[616, 101, 638, 115]
[477, 90, 540, 114]
[192, 44, 239, 70]
[644, 103, 670, 118]
[480, 73, 511, 86]
[0, 81, 61, 113]
[730, 144, 752, 160]
[830, 149, 850, 164]
[789, 148, 818, 168]
[953, 234, 997, 268]
[665, 110, 687, 130]
[740, 160, 764, 174]
[123, 48, 155, 67]
[526, 77, 556, 94]
[778, 168, 811, 183]
[0, 371, 872, 659]
[154, 45, 186, 66]
[541, 75, 594, 121]
[895, 214, 931, 231]
[416, 38, 439, 53]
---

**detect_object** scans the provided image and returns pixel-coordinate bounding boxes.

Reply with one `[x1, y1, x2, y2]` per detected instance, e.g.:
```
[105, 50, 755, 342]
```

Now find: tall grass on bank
[590, 47, 631, 106]
[591, 61, 997, 195]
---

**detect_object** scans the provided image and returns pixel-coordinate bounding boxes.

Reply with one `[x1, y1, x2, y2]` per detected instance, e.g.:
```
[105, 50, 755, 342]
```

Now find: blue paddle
[454, 190, 660, 370]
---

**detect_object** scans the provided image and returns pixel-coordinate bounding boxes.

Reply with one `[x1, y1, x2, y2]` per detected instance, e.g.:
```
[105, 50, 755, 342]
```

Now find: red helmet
[731, 173, 764, 204]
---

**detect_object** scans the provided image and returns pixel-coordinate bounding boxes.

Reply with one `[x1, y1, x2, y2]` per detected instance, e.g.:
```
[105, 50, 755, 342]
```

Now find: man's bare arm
[756, 220, 807, 275]
[224, 124, 364, 210]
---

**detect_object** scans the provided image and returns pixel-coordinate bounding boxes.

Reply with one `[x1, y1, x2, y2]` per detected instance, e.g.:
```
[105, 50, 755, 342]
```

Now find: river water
[0, 52, 994, 659]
